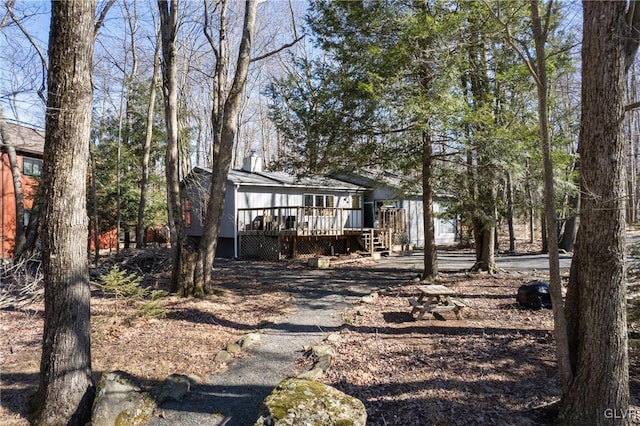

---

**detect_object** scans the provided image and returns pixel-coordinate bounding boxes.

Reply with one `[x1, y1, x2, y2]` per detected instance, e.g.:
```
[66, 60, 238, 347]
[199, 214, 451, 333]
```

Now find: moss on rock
[254, 378, 366, 426]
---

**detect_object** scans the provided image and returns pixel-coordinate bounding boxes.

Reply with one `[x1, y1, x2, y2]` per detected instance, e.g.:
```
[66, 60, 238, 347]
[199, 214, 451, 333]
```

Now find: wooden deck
[236, 206, 408, 259]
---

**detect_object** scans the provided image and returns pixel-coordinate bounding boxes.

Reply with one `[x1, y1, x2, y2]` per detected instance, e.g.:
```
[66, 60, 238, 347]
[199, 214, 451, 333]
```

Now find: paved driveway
[387, 250, 572, 273]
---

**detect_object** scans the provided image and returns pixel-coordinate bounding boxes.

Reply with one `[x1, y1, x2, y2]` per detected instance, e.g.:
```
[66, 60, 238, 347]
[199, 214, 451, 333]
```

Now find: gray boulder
[254, 378, 366, 426]
[91, 370, 156, 426]
[153, 374, 191, 404]
[239, 332, 261, 349]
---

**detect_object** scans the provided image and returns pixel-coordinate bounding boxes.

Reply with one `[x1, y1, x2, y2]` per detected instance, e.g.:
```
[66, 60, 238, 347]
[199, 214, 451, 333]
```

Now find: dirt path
[148, 259, 404, 425]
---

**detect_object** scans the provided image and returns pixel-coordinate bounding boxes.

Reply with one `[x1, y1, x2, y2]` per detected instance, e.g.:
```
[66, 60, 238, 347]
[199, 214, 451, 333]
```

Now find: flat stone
[361, 295, 376, 304]
[215, 350, 232, 363]
[226, 343, 242, 354]
[296, 367, 325, 380]
[314, 355, 331, 373]
[312, 345, 335, 357]
[326, 333, 341, 343]
[186, 374, 202, 384]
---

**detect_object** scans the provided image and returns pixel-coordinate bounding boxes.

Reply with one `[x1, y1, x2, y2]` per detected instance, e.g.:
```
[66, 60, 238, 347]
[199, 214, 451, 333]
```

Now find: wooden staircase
[361, 230, 387, 253]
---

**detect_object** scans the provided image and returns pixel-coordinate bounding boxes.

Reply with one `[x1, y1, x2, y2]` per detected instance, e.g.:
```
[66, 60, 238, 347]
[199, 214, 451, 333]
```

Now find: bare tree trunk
[422, 130, 438, 280]
[31, 1, 95, 424]
[137, 31, 161, 249]
[540, 210, 548, 253]
[558, 194, 578, 252]
[200, 0, 258, 289]
[473, 218, 495, 272]
[22, 199, 40, 258]
[0, 108, 25, 257]
[525, 169, 536, 244]
[562, 1, 639, 422]
[506, 171, 516, 253]
[158, 0, 184, 292]
[171, 0, 259, 297]
[559, 157, 579, 252]
[529, 0, 573, 397]
[626, 64, 639, 223]
[90, 148, 99, 265]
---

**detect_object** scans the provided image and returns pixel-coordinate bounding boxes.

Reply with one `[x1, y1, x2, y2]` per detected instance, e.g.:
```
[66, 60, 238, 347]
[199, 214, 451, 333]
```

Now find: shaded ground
[322, 273, 561, 425]
[2, 246, 640, 425]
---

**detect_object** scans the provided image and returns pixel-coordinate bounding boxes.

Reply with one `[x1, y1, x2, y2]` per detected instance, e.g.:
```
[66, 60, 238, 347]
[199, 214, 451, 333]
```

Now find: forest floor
[2, 242, 640, 425]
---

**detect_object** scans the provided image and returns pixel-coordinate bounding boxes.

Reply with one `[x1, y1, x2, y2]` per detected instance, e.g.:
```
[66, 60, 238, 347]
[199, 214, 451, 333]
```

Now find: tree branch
[541, 0, 554, 41]
[203, 0, 220, 63]
[483, 0, 542, 88]
[6, 0, 48, 71]
[625, 100, 640, 111]
[250, 34, 305, 63]
[95, 0, 116, 38]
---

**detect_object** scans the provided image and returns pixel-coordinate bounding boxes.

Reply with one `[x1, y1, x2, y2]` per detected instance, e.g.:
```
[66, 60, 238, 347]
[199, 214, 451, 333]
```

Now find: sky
[0, 0, 307, 130]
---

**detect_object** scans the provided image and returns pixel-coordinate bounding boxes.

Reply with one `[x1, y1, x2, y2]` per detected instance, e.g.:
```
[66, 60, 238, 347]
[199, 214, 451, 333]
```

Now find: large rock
[91, 370, 156, 426]
[153, 374, 191, 404]
[239, 332, 261, 349]
[254, 378, 366, 426]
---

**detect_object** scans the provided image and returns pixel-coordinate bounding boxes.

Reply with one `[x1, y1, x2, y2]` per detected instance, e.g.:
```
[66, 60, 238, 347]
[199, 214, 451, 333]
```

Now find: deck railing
[237, 206, 363, 236]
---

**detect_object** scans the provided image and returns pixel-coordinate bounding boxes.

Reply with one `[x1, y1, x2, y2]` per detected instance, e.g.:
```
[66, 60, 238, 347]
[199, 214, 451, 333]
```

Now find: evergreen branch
[484, 0, 542, 88]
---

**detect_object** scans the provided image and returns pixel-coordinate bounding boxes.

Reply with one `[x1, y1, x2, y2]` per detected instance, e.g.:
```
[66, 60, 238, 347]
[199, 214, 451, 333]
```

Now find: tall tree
[136, 31, 162, 249]
[194, 0, 259, 295]
[464, 5, 498, 272]
[487, 0, 573, 396]
[275, 0, 466, 279]
[31, 0, 96, 424]
[156, 0, 260, 295]
[562, 2, 640, 423]
[158, 0, 184, 291]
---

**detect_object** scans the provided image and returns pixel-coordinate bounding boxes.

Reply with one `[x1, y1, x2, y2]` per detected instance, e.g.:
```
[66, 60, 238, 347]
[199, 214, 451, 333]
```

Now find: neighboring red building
[0, 121, 44, 259]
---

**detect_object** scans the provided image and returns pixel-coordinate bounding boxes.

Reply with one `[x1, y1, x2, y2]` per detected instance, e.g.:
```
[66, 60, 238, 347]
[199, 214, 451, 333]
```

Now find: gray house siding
[335, 171, 458, 248]
[401, 199, 457, 246]
[181, 163, 365, 258]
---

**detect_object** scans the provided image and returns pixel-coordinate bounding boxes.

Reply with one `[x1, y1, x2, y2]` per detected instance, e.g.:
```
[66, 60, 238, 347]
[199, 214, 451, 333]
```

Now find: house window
[304, 194, 334, 216]
[181, 198, 191, 227]
[351, 195, 361, 209]
[23, 158, 42, 177]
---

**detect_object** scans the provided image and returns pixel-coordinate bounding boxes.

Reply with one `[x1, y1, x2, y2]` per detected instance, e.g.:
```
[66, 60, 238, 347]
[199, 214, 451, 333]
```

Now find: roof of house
[188, 166, 366, 192]
[1, 122, 45, 157]
[336, 169, 403, 189]
[336, 169, 452, 200]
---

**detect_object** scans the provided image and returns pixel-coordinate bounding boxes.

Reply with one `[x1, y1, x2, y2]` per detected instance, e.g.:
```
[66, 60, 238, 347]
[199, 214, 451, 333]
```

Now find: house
[181, 155, 457, 260]
[0, 121, 127, 258]
[335, 169, 458, 247]
[0, 121, 44, 259]
[181, 155, 382, 260]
